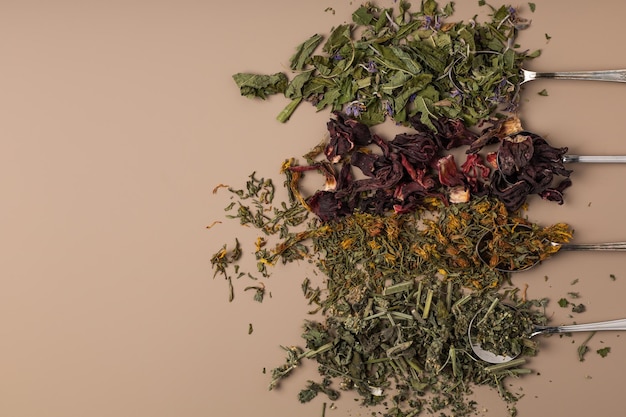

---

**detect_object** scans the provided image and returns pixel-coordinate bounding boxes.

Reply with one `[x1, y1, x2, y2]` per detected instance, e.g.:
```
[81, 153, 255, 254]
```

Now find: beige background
[2, 1, 626, 416]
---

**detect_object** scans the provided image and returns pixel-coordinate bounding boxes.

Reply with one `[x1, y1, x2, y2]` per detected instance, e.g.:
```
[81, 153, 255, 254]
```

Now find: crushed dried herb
[597, 347, 611, 358]
[210, 163, 575, 415]
[476, 222, 573, 272]
[578, 332, 596, 361]
[471, 299, 546, 359]
[269, 278, 547, 416]
[213, 3, 604, 416]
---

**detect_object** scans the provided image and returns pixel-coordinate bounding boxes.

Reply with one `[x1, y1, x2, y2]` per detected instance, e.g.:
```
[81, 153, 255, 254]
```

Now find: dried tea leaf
[597, 347, 611, 358]
[291, 34, 323, 71]
[233, 2, 537, 126]
[232, 72, 288, 99]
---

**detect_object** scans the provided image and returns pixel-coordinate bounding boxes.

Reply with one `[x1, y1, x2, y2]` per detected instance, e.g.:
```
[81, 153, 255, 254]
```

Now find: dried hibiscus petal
[531, 136, 571, 177]
[468, 116, 523, 153]
[489, 170, 531, 212]
[410, 114, 479, 150]
[491, 130, 572, 210]
[461, 153, 491, 194]
[498, 133, 534, 176]
[307, 190, 346, 222]
[437, 155, 464, 187]
[399, 154, 436, 188]
[325, 112, 373, 163]
[350, 151, 381, 178]
[389, 133, 438, 167]
[341, 153, 405, 197]
[539, 178, 572, 205]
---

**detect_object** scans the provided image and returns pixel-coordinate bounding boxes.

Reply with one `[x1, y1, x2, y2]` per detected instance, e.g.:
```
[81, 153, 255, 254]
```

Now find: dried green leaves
[269, 277, 547, 416]
[233, 1, 539, 127]
[232, 73, 288, 99]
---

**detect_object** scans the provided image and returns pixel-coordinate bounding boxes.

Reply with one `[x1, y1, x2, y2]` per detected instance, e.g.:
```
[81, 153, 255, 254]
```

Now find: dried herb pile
[310, 197, 571, 293]
[233, 1, 539, 127]
[286, 112, 572, 217]
[269, 279, 548, 416]
[471, 299, 542, 359]
[211, 171, 571, 416]
[214, 2, 588, 417]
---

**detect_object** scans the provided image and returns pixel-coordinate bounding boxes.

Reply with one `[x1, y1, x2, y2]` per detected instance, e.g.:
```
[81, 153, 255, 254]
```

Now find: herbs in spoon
[270, 278, 548, 416]
[471, 298, 545, 359]
[476, 222, 573, 272]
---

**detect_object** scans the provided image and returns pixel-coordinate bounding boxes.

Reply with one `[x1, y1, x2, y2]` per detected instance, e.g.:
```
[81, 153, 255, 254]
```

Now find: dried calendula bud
[500, 116, 524, 136]
[449, 185, 470, 204]
[478, 222, 574, 272]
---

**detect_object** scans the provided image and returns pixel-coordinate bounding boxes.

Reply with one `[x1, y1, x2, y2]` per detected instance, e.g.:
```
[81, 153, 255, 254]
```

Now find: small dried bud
[449, 185, 470, 204]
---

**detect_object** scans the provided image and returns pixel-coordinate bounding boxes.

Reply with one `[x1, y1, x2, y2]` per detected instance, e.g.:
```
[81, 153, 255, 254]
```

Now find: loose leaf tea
[309, 196, 572, 291]
[233, 1, 538, 126]
[209, 158, 576, 415]
[214, 2, 604, 416]
[471, 300, 545, 358]
[489, 130, 572, 211]
[285, 113, 573, 219]
[476, 222, 573, 272]
[270, 278, 548, 416]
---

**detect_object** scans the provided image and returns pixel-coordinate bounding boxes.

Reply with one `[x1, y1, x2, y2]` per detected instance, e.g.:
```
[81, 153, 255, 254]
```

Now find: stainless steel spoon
[562, 155, 626, 163]
[521, 68, 626, 84]
[475, 224, 626, 272]
[496, 151, 626, 184]
[468, 307, 626, 364]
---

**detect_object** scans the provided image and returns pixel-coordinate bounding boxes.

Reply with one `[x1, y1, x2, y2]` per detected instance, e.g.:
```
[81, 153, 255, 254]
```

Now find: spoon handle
[523, 68, 626, 83]
[559, 242, 626, 251]
[563, 155, 626, 163]
[533, 318, 626, 337]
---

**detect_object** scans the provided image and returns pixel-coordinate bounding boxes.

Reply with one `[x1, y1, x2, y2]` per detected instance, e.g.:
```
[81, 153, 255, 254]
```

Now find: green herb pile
[271, 278, 549, 417]
[471, 299, 541, 359]
[212, 1, 596, 417]
[212, 173, 564, 416]
[233, 1, 539, 128]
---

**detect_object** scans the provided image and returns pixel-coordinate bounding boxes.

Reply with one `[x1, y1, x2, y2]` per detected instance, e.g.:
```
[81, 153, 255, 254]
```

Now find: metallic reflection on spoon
[521, 68, 626, 84]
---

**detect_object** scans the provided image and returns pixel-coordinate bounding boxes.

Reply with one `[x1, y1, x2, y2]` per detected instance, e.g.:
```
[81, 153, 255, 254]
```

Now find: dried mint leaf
[233, 2, 538, 126]
[232, 72, 288, 99]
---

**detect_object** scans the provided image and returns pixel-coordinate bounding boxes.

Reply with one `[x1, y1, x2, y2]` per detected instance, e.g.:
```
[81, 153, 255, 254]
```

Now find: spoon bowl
[494, 130, 626, 185]
[469, 304, 626, 364]
[476, 224, 626, 273]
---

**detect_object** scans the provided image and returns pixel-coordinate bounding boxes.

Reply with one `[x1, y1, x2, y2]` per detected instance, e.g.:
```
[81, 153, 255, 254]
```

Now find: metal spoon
[500, 152, 626, 165]
[496, 151, 626, 184]
[475, 224, 626, 272]
[469, 307, 626, 364]
[493, 130, 626, 185]
[562, 155, 626, 163]
[521, 68, 626, 84]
